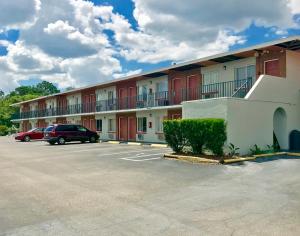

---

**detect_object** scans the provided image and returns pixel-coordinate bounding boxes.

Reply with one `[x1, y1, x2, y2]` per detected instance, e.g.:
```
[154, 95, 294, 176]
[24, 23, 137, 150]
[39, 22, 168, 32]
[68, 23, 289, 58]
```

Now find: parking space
[0, 137, 300, 236]
[10, 139, 170, 162]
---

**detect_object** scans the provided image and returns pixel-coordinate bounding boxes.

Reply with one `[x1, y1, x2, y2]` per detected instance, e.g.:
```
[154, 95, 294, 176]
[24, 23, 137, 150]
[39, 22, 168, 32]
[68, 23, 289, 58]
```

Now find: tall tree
[36, 81, 60, 95]
[0, 81, 60, 133]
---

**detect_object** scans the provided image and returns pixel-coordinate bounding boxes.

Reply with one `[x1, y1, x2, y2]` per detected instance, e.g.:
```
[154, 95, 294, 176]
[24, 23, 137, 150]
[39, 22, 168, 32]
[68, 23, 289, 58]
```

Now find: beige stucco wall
[183, 97, 299, 155]
[45, 118, 56, 125]
[45, 98, 57, 109]
[136, 109, 167, 143]
[201, 57, 255, 82]
[183, 73, 300, 155]
[95, 114, 116, 140]
[66, 93, 81, 106]
[66, 116, 82, 124]
[136, 76, 168, 94]
[30, 102, 38, 111]
[95, 86, 116, 101]
[29, 119, 37, 129]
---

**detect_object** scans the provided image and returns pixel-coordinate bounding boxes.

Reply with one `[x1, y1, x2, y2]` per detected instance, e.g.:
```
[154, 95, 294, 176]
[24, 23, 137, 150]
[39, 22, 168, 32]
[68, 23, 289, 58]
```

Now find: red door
[119, 117, 128, 140]
[90, 94, 96, 112]
[173, 78, 184, 104]
[188, 75, 199, 100]
[265, 59, 280, 77]
[57, 98, 67, 115]
[90, 118, 96, 131]
[83, 119, 89, 128]
[119, 88, 127, 109]
[172, 114, 182, 119]
[128, 117, 136, 141]
[128, 87, 135, 109]
[84, 95, 90, 113]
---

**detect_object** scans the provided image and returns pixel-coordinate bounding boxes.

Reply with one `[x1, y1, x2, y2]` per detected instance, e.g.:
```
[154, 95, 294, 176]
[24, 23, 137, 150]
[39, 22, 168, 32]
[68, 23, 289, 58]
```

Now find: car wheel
[24, 136, 31, 142]
[81, 139, 86, 143]
[49, 141, 56, 145]
[89, 136, 96, 143]
[58, 137, 66, 145]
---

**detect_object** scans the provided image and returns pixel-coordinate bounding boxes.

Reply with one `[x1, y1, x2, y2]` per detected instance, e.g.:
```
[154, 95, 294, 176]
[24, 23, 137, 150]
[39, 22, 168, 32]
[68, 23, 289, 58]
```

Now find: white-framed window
[155, 80, 168, 100]
[155, 116, 164, 133]
[108, 119, 116, 132]
[202, 71, 219, 85]
[235, 65, 255, 81]
[156, 80, 168, 93]
[96, 92, 101, 102]
[108, 91, 114, 100]
[96, 119, 102, 132]
[137, 117, 147, 133]
[137, 85, 148, 96]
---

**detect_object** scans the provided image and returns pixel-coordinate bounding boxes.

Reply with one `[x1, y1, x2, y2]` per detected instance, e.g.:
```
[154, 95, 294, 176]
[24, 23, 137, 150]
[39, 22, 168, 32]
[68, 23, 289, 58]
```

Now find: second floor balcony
[14, 78, 253, 120]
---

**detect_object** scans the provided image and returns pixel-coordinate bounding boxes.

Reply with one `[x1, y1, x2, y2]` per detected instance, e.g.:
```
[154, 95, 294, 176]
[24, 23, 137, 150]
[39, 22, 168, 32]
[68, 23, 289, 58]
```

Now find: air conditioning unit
[137, 134, 144, 140]
[108, 133, 114, 140]
[157, 133, 165, 140]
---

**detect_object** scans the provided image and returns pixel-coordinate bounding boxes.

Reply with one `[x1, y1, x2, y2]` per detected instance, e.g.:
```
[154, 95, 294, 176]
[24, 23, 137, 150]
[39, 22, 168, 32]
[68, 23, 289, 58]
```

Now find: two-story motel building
[11, 36, 300, 154]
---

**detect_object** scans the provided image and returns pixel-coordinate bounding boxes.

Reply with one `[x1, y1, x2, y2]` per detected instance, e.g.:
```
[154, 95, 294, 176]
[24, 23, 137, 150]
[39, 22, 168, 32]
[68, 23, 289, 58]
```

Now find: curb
[223, 157, 256, 164]
[127, 142, 142, 146]
[106, 141, 120, 144]
[164, 152, 300, 165]
[253, 152, 287, 158]
[164, 154, 220, 164]
[150, 144, 168, 148]
[287, 152, 300, 156]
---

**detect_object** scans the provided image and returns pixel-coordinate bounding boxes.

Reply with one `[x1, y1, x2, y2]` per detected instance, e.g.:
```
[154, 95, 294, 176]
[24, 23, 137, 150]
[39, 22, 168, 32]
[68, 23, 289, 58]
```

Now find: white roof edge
[12, 35, 300, 106]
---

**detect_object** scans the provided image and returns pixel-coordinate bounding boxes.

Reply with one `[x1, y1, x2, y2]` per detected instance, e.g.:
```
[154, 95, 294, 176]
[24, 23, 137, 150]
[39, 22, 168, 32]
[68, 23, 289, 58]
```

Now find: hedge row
[163, 119, 227, 156]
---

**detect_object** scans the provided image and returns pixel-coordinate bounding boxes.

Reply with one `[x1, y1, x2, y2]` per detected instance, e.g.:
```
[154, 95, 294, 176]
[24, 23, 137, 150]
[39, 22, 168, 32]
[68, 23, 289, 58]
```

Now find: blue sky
[0, 0, 300, 92]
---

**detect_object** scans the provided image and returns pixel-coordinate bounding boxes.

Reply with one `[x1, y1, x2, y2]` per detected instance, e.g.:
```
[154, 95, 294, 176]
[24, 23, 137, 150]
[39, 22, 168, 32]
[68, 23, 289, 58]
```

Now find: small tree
[0, 125, 8, 136]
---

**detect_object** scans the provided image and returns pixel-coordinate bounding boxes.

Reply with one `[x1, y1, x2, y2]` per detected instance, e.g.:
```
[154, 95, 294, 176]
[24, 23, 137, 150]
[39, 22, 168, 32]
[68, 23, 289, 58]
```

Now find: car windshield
[45, 126, 55, 132]
[27, 128, 37, 132]
[77, 126, 87, 132]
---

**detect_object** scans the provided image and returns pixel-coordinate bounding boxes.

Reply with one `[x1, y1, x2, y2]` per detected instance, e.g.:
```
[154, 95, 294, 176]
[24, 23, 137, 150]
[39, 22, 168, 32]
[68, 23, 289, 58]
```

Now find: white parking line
[97, 149, 165, 157]
[120, 153, 164, 161]
[60, 146, 125, 153]
[121, 157, 161, 162]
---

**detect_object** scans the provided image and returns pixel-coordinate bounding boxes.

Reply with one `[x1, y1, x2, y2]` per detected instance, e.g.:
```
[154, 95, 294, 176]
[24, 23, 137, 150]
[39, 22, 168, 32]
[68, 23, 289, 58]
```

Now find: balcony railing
[13, 78, 253, 120]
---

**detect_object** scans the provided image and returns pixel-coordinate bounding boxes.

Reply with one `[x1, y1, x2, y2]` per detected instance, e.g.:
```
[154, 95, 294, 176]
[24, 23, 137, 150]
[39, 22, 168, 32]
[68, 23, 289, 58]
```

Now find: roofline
[11, 35, 300, 106]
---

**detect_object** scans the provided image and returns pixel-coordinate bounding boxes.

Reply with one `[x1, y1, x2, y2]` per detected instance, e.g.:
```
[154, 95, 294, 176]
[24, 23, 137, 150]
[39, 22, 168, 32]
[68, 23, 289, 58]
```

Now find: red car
[15, 128, 45, 142]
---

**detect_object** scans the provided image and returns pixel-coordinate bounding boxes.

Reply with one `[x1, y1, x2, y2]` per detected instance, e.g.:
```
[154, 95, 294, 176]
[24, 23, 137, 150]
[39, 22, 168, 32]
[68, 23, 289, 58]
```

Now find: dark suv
[44, 124, 99, 145]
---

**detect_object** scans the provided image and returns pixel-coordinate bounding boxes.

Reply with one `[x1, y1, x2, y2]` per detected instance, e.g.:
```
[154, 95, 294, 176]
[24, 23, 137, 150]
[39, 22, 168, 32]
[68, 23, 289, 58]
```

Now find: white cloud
[98, 0, 299, 63]
[0, 40, 12, 47]
[289, 0, 300, 14]
[0, 58, 23, 92]
[5, 41, 59, 72]
[113, 69, 143, 79]
[0, 0, 41, 30]
[60, 52, 122, 88]
[19, 0, 111, 58]
[0, 0, 123, 92]
[133, 0, 296, 41]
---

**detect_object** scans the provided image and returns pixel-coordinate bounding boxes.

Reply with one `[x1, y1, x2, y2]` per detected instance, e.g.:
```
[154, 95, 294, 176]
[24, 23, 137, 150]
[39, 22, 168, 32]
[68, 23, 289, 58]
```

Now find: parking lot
[0, 137, 300, 235]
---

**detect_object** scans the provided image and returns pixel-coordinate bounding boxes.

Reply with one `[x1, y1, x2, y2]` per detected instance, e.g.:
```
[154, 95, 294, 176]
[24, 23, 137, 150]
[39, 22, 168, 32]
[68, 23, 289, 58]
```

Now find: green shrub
[250, 144, 277, 155]
[181, 119, 207, 154]
[163, 118, 227, 156]
[0, 125, 8, 136]
[205, 119, 227, 156]
[163, 120, 186, 153]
